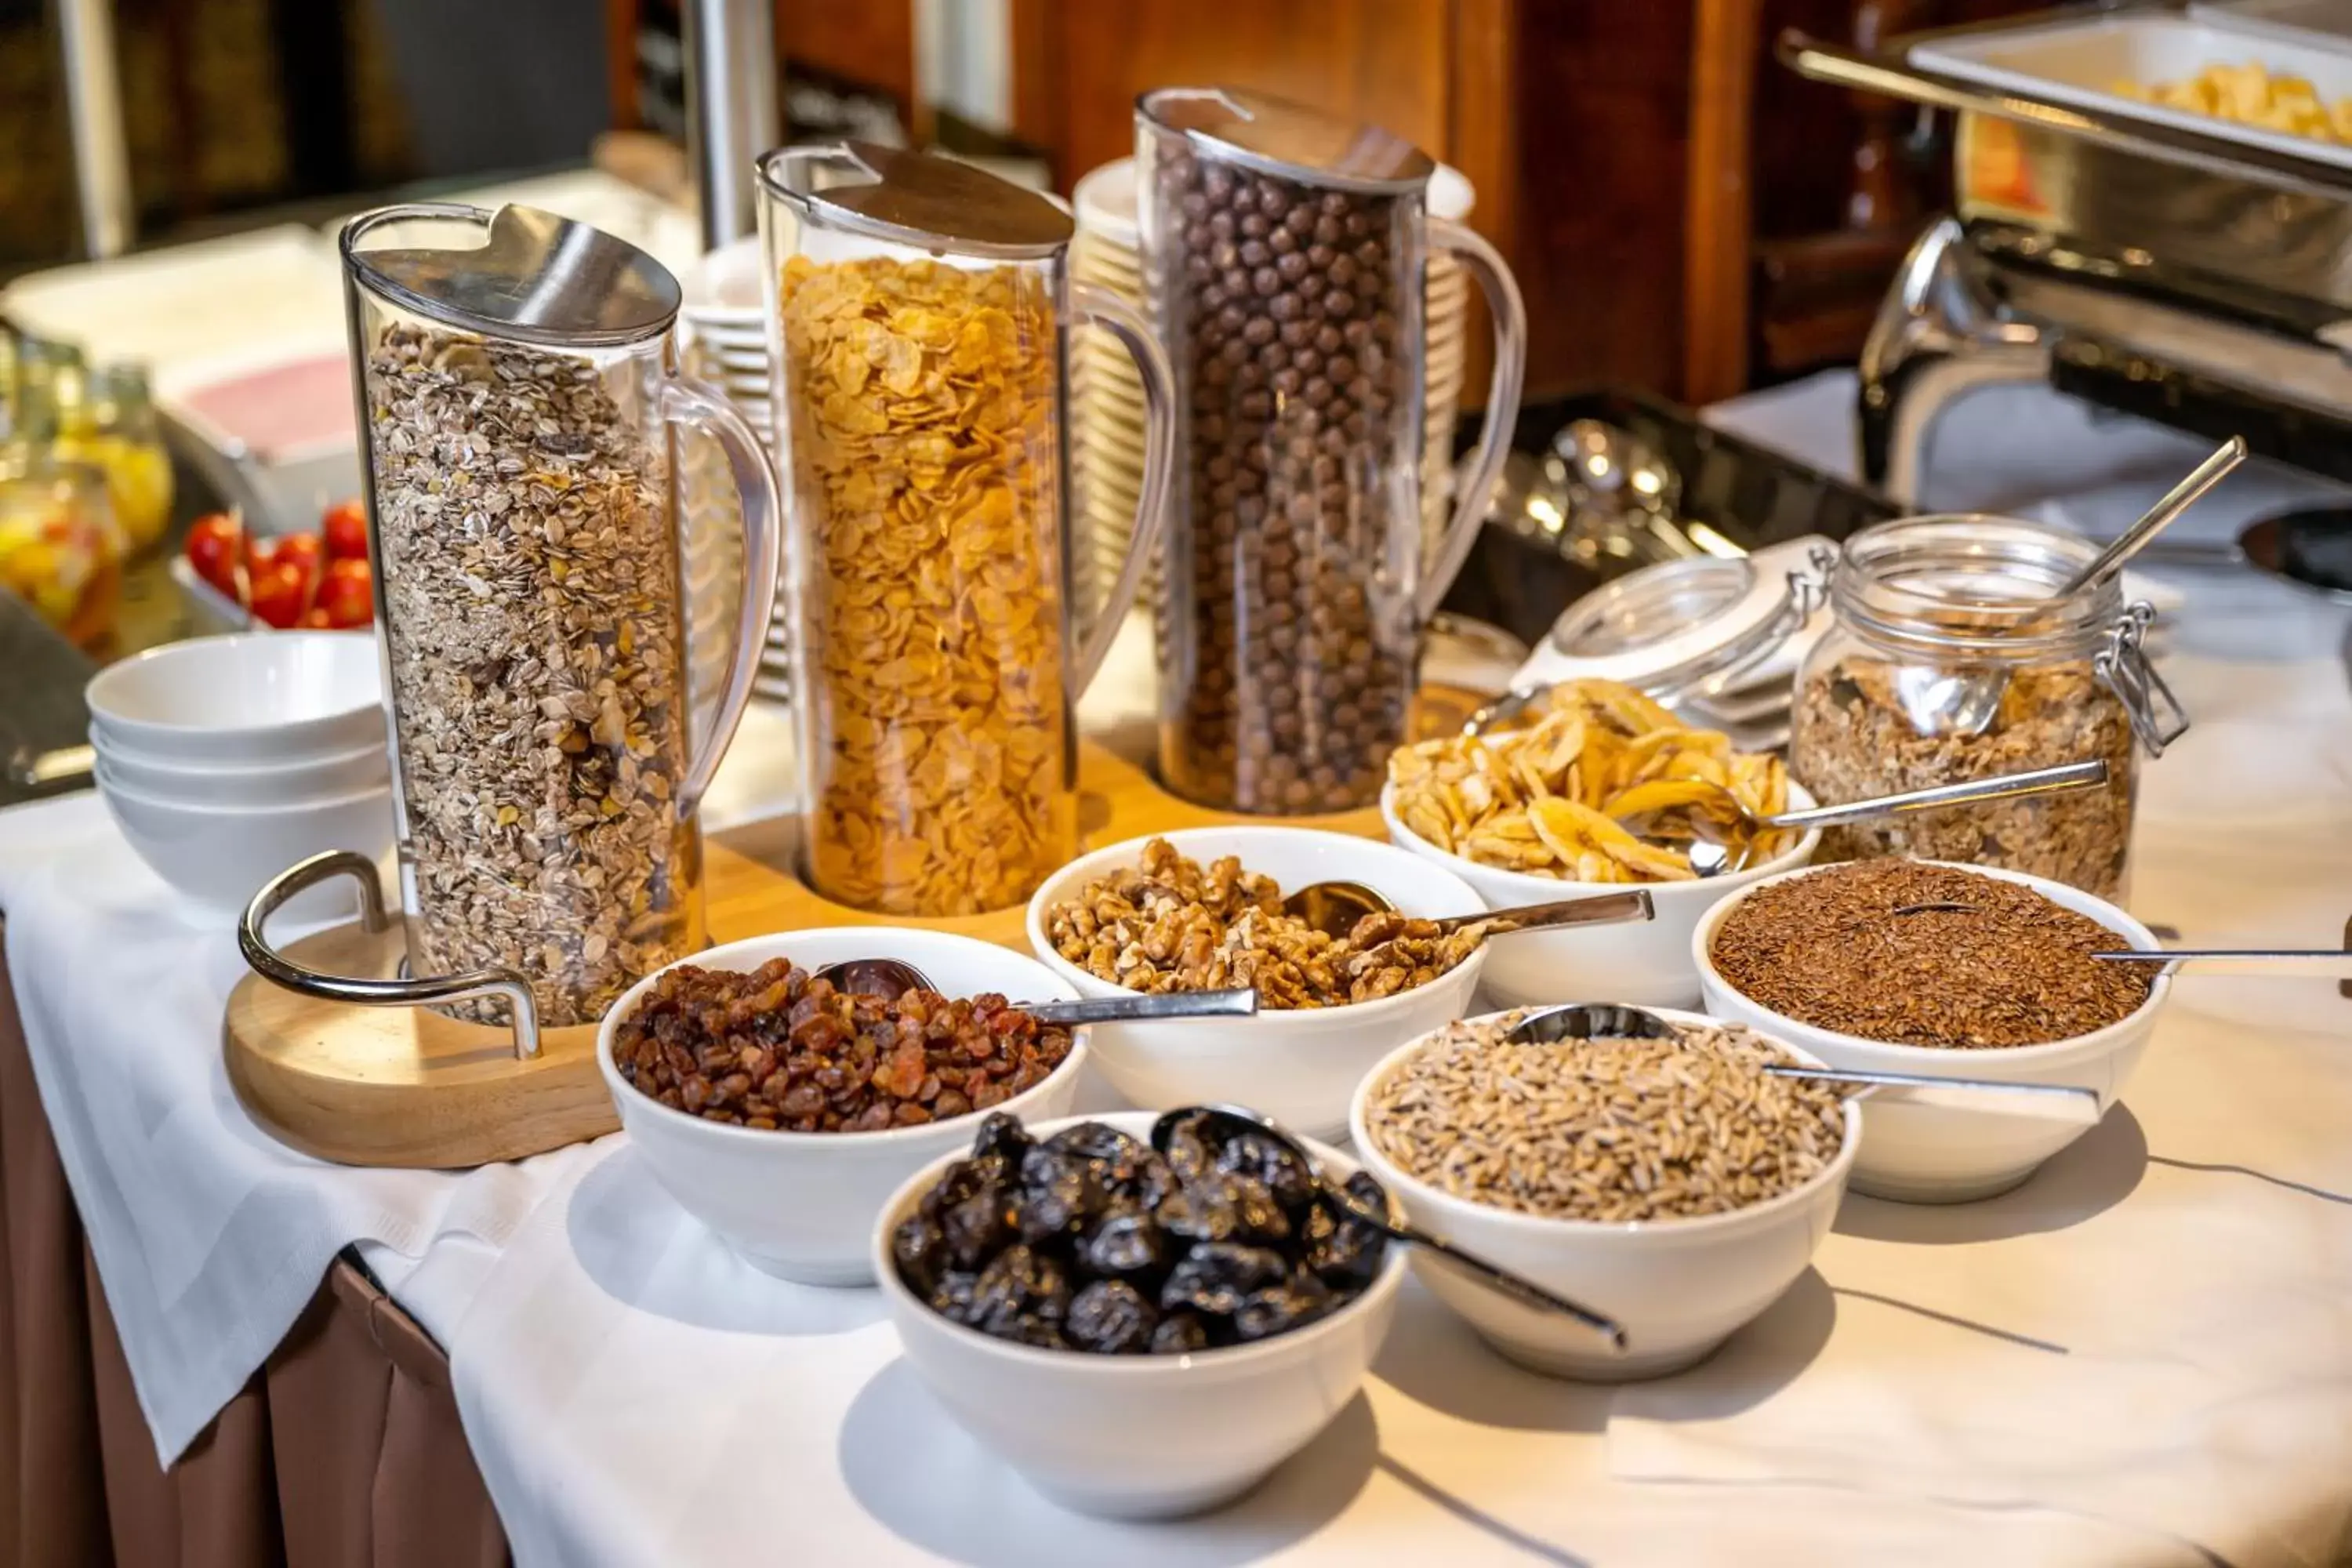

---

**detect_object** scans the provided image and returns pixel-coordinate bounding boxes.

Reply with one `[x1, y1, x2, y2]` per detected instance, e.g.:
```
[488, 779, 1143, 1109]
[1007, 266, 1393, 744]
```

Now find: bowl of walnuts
[1025, 828, 1489, 1141]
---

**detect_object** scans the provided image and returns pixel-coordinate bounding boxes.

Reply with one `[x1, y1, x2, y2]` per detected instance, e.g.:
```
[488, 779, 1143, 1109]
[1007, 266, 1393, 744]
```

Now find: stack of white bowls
[85, 632, 395, 920]
[1066, 159, 1479, 630]
[677, 237, 782, 706]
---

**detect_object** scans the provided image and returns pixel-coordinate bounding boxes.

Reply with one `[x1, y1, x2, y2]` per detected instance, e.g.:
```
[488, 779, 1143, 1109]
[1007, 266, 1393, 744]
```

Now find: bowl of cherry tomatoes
[176, 499, 375, 632]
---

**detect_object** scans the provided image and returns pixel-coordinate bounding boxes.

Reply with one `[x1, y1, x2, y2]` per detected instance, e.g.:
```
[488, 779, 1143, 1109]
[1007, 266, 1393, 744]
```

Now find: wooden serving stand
[220, 720, 1436, 1169]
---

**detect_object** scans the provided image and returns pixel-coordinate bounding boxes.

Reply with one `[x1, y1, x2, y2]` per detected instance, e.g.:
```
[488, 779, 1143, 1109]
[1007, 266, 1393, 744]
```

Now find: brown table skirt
[0, 938, 510, 1568]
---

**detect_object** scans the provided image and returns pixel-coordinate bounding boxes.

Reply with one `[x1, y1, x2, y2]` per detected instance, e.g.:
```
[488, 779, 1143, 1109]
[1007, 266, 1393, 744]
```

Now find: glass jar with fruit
[0, 347, 125, 648]
[53, 362, 173, 553]
[0, 459, 123, 648]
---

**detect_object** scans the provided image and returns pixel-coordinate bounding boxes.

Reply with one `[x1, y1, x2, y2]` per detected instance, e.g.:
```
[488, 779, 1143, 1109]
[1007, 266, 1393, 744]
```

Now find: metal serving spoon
[1504, 1004, 2103, 1126]
[2089, 945, 2352, 974]
[1670, 759, 2109, 877]
[1147, 1103, 1628, 1350]
[808, 958, 1258, 1026]
[1920, 438, 2244, 740]
[1279, 882, 1653, 943]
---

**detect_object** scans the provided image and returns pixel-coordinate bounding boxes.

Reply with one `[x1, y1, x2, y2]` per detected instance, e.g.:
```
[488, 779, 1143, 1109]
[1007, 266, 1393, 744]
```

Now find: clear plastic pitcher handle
[1418, 216, 1528, 621]
[1069, 281, 1176, 696]
[660, 376, 782, 814]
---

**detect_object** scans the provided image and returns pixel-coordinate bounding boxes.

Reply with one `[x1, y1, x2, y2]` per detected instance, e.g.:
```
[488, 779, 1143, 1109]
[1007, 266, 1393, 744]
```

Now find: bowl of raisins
[598, 927, 1091, 1285]
[873, 1109, 1406, 1519]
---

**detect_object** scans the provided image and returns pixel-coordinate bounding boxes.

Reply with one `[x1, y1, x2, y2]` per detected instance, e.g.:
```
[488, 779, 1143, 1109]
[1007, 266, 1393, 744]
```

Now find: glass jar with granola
[1790, 514, 2188, 898]
[342, 203, 780, 1030]
[760, 143, 1174, 916]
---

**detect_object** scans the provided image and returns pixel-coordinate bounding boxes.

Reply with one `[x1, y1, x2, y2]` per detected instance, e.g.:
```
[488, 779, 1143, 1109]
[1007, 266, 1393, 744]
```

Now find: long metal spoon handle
[1436, 888, 1655, 938]
[1767, 760, 2107, 832]
[1766, 1065, 2097, 1103]
[1023, 988, 1259, 1025]
[2059, 436, 2247, 597]
[1411, 1231, 1626, 1347]
[2092, 949, 2352, 964]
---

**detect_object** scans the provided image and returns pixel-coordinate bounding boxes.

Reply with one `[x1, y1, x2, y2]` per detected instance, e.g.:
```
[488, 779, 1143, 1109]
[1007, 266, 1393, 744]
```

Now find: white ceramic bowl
[95, 763, 392, 915]
[873, 1110, 1406, 1519]
[1350, 1006, 1860, 1381]
[597, 928, 1091, 1287]
[92, 733, 389, 806]
[1693, 861, 2171, 1204]
[1024, 826, 1488, 1141]
[85, 631, 384, 764]
[1380, 779, 1821, 1009]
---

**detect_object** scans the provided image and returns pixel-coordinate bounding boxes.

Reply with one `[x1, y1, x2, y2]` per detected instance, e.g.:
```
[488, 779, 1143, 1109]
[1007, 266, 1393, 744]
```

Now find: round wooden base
[223, 920, 615, 1169]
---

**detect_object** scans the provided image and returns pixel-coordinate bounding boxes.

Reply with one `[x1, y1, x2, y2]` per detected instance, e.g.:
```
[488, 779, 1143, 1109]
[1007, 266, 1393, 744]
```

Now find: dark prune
[1341, 1171, 1391, 1221]
[1157, 1172, 1242, 1244]
[1150, 1312, 1211, 1355]
[1044, 1122, 1144, 1167]
[1235, 1269, 1337, 1341]
[1305, 1185, 1391, 1290]
[996, 1314, 1071, 1351]
[1226, 1172, 1293, 1244]
[1013, 1147, 1108, 1245]
[1080, 1206, 1171, 1280]
[971, 1110, 1033, 1168]
[1123, 1148, 1178, 1208]
[930, 1270, 982, 1325]
[1160, 1114, 1218, 1182]
[942, 1182, 1014, 1269]
[918, 1157, 985, 1221]
[1066, 1280, 1159, 1353]
[1160, 1243, 1289, 1317]
[971, 1243, 1071, 1335]
[892, 1215, 949, 1298]
[1217, 1130, 1317, 1212]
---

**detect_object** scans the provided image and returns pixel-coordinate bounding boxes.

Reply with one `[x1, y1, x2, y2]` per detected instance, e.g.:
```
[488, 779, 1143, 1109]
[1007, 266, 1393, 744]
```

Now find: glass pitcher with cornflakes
[759, 143, 1174, 916]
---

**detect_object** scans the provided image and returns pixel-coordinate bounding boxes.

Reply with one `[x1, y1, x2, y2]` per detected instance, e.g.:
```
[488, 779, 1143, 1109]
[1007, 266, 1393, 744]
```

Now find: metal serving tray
[1784, 6, 2352, 318]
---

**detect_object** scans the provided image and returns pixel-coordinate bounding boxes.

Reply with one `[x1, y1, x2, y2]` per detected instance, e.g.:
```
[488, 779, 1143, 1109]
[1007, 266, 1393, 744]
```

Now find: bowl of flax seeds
[1692, 858, 2171, 1204]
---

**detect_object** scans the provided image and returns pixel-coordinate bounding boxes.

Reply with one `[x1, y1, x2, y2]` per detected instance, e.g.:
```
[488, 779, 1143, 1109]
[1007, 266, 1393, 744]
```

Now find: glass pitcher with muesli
[757, 144, 1175, 916]
[340, 204, 781, 1028]
[1791, 514, 2188, 898]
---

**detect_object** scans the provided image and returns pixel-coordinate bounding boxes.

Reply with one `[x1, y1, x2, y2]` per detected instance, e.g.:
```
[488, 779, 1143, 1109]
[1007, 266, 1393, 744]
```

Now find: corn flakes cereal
[778, 255, 1071, 916]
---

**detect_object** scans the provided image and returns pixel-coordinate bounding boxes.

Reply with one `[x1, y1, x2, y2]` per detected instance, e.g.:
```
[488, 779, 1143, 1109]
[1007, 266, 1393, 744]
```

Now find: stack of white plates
[1066, 160, 1479, 635]
[676, 238, 786, 708]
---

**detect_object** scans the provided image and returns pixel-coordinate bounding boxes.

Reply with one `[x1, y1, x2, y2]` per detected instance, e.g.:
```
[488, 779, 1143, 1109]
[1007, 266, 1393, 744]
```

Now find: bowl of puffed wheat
[1025, 828, 1489, 1140]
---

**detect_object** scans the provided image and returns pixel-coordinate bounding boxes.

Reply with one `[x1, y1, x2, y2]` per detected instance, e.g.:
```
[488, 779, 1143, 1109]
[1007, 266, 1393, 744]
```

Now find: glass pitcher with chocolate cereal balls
[759, 144, 1175, 916]
[1136, 87, 1528, 814]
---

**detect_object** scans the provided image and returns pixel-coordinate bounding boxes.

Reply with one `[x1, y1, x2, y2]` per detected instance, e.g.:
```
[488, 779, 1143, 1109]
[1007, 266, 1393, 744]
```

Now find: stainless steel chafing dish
[1782, 2, 2352, 502]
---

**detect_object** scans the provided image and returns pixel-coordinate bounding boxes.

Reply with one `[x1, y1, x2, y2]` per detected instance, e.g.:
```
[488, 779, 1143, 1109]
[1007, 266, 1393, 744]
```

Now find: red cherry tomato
[183, 514, 244, 594]
[297, 606, 336, 630]
[248, 558, 313, 630]
[271, 532, 327, 590]
[318, 556, 374, 629]
[322, 499, 369, 561]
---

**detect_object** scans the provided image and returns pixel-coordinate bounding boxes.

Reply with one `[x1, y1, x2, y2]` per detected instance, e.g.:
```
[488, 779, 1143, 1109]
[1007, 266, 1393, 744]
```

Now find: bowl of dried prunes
[872, 1109, 1407, 1519]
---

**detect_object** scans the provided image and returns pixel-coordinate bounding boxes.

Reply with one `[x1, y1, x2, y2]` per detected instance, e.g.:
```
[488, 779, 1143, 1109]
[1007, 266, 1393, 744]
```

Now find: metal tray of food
[1911, 9, 2352, 173]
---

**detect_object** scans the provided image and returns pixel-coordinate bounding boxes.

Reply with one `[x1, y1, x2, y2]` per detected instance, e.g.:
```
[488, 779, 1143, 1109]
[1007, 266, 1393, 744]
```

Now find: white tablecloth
[7, 379, 2352, 1561]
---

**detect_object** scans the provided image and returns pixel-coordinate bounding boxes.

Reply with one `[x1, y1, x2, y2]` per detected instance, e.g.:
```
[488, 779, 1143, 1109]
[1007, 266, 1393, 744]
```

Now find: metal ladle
[1670, 759, 2109, 877]
[1146, 1103, 1628, 1350]
[1279, 882, 1653, 943]
[1504, 1004, 2103, 1126]
[808, 959, 1258, 1026]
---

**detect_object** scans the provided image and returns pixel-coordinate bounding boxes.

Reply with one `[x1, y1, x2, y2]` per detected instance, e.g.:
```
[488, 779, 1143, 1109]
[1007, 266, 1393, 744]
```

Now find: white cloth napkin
[0, 793, 604, 1464]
